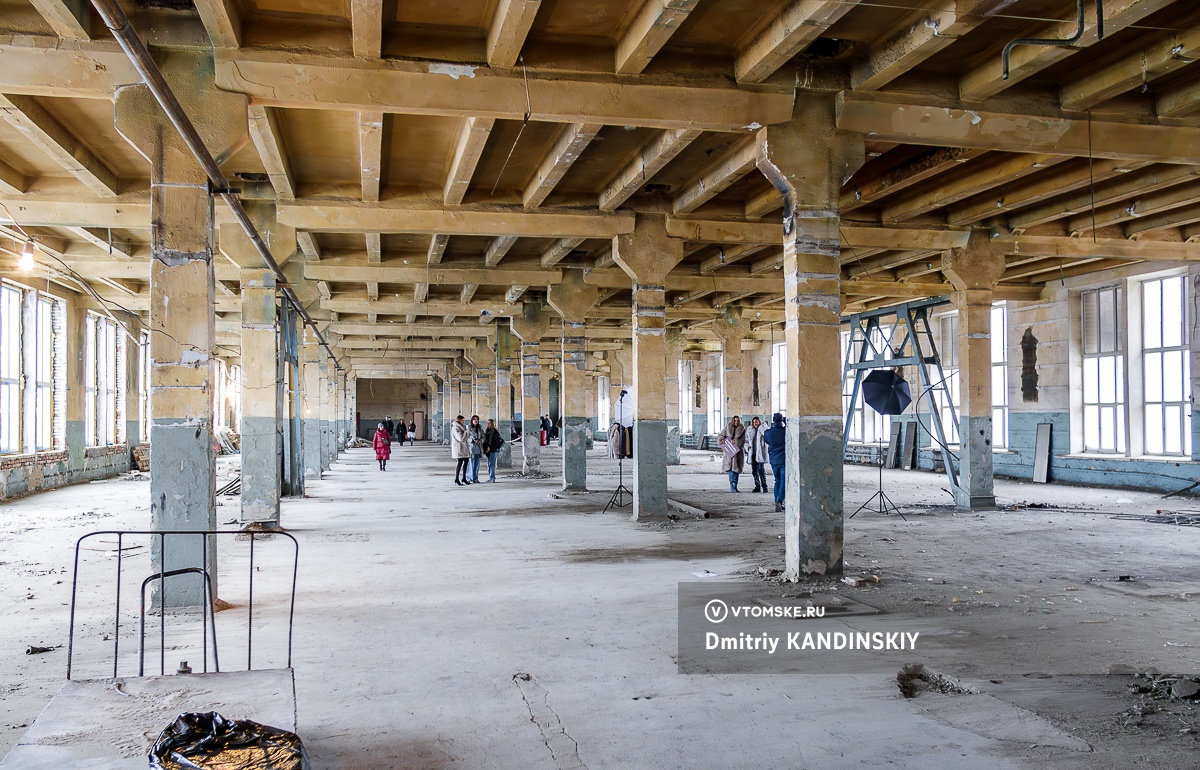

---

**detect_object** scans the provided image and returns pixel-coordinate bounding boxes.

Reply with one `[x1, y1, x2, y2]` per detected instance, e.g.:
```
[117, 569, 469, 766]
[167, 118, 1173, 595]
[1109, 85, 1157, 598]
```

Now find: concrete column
[495, 321, 515, 468]
[943, 230, 1005, 509]
[665, 329, 684, 465]
[448, 363, 461, 436]
[713, 308, 750, 424]
[238, 268, 281, 524]
[756, 96, 864, 579]
[430, 373, 444, 441]
[301, 340, 322, 478]
[219, 203, 293, 527]
[122, 316, 144, 462]
[319, 356, 335, 470]
[613, 215, 685, 520]
[460, 366, 474, 418]
[511, 302, 551, 476]
[549, 268, 600, 491]
[63, 296, 86, 483]
[444, 364, 456, 441]
[114, 56, 247, 604]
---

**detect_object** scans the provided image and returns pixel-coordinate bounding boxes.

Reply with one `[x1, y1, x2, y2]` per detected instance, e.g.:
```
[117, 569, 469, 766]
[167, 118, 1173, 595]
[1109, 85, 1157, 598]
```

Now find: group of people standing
[718, 413, 788, 511]
[450, 415, 506, 485]
[372, 415, 416, 471]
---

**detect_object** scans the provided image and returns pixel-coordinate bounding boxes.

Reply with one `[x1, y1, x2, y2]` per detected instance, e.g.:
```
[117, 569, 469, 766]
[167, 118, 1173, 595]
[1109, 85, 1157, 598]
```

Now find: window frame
[1140, 275, 1190, 457]
[1080, 286, 1126, 454]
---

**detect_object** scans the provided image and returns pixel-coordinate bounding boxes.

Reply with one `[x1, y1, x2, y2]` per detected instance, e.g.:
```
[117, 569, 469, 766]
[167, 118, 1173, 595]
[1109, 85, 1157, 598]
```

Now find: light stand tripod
[603, 390, 633, 513]
[604, 454, 631, 513]
[851, 437, 907, 521]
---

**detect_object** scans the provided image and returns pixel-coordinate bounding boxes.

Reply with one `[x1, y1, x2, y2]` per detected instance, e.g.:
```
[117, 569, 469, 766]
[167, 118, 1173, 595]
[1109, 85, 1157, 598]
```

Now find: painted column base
[302, 418, 322, 479]
[562, 416, 588, 491]
[666, 419, 680, 465]
[522, 419, 543, 476]
[150, 422, 216, 607]
[955, 414, 996, 510]
[239, 415, 280, 524]
[632, 419, 668, 520]
[785, 418, 843, 579]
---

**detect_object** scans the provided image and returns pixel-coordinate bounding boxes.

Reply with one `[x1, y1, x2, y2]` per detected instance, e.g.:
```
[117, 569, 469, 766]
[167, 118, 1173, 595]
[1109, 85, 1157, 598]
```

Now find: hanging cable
[88, 0, 342, 372]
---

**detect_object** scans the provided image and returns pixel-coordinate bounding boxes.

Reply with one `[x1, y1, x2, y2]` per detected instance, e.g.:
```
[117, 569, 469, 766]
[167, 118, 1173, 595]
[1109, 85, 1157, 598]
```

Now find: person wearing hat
[764, 413, 787, 512]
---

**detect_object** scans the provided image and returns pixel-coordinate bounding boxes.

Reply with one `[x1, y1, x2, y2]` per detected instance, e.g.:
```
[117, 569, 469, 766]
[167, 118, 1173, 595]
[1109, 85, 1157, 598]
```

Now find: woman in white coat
[450, 415, 472, 486]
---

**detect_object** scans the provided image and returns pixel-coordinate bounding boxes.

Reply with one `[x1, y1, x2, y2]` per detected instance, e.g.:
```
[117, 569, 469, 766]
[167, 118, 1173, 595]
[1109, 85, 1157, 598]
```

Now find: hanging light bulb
[18, 240, 35, 271]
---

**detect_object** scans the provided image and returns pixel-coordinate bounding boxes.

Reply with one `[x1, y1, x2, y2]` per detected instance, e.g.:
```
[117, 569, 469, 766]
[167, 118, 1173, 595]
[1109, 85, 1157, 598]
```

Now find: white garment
[746, 425, 768, 463]
[450, 421, 471, 459]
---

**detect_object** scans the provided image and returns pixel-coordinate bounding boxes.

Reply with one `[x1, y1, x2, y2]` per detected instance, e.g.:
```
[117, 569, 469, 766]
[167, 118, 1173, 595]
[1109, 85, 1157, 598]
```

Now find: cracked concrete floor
[2, 443, 1199, 768]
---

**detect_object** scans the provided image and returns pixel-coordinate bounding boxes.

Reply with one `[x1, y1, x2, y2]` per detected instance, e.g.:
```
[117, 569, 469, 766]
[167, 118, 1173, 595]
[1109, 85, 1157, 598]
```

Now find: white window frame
[771, 341, 787, 416]
[929, 312, 960, 446]
[1081, 286, 1126, 454]
[0, 284, 21, 454]
[991, 303, 1009, 450]
[707, 354, 723, 432]
[85, 312, 125, 447]
[0, 282, 64, 455]
[678, 359, 693, 434]
[139, 332, 149, 443]
[597, 376, 611, 430]
[1141, 275, 1190, 457]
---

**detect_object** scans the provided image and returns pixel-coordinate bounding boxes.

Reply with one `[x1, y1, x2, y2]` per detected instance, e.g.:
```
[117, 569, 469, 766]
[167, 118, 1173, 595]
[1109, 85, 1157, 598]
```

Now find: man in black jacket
[482, 419, 505, 482]
[764, 413, 787, 512]
[384, 415, 395, 442]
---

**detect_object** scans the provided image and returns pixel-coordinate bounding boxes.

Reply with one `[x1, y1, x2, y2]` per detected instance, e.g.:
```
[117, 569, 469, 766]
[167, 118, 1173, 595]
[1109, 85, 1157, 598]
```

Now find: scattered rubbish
[216, 476, 241, 496]
[667, 499, 709, 520]
[1118, 575, 1132, 582]
[691, 570, 719, 578]
[25, 644, 59, 655]
[214, 429, 241, 455]
[149, 712, 309, 770]
[842, 576, 882, 587]
[1111, 511, 1200, 527]
[896, 663, 978, 698]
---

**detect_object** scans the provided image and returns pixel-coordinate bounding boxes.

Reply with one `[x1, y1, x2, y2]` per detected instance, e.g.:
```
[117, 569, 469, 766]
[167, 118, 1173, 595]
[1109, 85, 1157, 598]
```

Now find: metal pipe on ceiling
[88, 0, 342, 372]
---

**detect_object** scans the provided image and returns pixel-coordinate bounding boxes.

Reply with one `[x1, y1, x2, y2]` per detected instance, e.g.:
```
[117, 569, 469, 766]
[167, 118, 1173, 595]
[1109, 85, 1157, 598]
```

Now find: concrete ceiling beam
[958, 0, 1173, 101]
[214, 50, 794, 132]
[615, 0, 698, 75]
[487, 0, 541, 68]
[278, 200, 633, 238]
[523, 123, 602, 208]
[247, 105, 295, 200]
[837, 91, 1200, 165]
[734, 0, 856, 84]
[443, 116, 494, 205]
[28, 0, 91, 40]
[881, 153, 1069, 223]
[0, 93, 120, 197]
[672, 137, 757, 214]
[851, 0, 1016, 91]
[599, 128, 701, 211]
[194, 0, 241, 49]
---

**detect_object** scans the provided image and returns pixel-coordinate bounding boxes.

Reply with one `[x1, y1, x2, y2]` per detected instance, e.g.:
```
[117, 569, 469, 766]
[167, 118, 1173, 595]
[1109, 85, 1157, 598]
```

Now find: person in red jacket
[373, 423, 391, 471]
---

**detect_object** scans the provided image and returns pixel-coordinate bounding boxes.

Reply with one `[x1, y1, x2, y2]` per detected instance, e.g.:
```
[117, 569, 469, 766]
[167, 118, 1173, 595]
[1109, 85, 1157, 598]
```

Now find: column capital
[115, 51, 248, 181]
[220, 201, 297, 269]
[711, 306, 749, 353]
[943, 228, 1006, 292]
[465, 338, 496, 368]
[612, 213, 685, 285]
[547, 267, 600, 322]
[755, 94, 865, 209]
[511, 300, 551, 342]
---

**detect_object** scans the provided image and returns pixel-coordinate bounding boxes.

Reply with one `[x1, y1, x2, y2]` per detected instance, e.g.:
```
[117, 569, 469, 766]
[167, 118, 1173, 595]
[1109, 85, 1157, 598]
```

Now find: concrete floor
[2, 443, 1199, 768]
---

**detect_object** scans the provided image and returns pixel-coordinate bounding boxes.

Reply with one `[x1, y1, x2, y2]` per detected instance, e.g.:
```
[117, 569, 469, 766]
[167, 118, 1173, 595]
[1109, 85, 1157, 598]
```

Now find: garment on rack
[607, 423, 635, 459]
